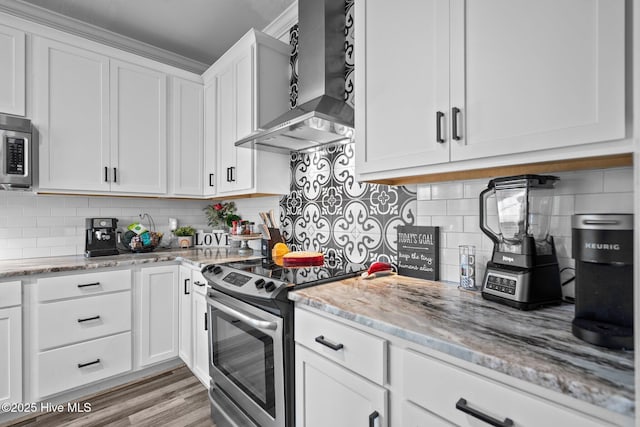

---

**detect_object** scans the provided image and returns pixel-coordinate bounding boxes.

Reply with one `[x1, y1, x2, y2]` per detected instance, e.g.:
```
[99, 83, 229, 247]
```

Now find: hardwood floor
[2, 365, 215, 427]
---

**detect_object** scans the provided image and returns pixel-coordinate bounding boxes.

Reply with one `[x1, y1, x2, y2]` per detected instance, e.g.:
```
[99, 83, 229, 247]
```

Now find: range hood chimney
[235, 0, 354, 153]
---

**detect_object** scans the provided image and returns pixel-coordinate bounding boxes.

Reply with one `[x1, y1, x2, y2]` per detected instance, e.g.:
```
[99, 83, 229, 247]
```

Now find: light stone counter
[289, 275, 634, 418]
[0, 248, 261, 279]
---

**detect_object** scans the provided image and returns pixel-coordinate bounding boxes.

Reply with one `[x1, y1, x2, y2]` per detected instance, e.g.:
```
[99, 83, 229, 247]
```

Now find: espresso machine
[85, 218, 119, 257]
[572, 214, 633, 349]
[479, 175, 562, 310]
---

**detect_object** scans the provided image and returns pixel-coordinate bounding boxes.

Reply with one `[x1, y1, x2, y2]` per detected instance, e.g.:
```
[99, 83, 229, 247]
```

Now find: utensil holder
[261, 228, 283, 261]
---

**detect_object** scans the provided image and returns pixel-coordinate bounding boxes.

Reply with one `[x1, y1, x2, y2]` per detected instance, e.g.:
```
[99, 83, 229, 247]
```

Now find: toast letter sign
[397, 226, 440, 280]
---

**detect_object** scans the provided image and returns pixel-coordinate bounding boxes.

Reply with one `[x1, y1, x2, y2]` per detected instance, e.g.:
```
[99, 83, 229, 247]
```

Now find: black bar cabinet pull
[77, 315, 101, 323]
[77, 359, 101, 369]
[209, 173, 214, 187]
[184, 278, 190, 295]
[226, 167, 230, 182]
[452, 107, 461, 141]
[314, 335, 344, 351]
[230, 167, 235, 182]
[113, 167, 117, 183]
[104, 166, 109, 182]
[436, 111, 445, 143]
[204, 312, 208, 331]
[77, 282, 100, 288]
[455, 398, 514, 427]
[368, 410, 379, 427]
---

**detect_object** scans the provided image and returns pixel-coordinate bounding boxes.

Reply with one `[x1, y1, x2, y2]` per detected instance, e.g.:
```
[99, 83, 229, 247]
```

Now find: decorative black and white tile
[280, 143, 416, 266]
[288, 23, 299, 109]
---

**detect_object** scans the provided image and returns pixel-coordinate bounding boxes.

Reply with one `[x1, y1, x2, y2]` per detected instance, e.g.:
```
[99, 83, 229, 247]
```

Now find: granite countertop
[289, 275, 634, 418]
[0, 247, 261, 279]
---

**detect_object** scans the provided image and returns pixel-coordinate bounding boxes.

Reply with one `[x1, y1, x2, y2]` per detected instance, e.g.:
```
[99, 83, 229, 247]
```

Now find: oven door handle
[206, 295, 278, 331]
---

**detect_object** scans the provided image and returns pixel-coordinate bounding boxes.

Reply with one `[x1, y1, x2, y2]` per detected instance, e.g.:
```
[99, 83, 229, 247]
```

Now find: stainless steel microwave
[0, 113, 32, 190]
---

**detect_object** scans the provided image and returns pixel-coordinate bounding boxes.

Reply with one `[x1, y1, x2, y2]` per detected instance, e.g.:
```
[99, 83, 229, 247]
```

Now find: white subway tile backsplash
[22, 227, 51, 238]
[417, 200, 447, 216]
[416, 185, 431, 201]
[0, 248, 22, 260]
[7, 238, 36, 248]
[7, 216, 37, 227]
[603, 168, 634, 193]
[36, 216, 65, 227]
[415, 216, 432, 226]
[444, 232, 483, 249]
[574, 193, 634, 214]
[37, 197, 67, 208]
[447, 198, 478, 216]
[550, 216, 572, 237]
[88, 198, 112, 208]
[0, 228, 22, 238]
[551, 195, 575, 215]
[50, 246, 79, 257]
[51, 207, 78, 217]
[463, 179, 488, 199]
[22, 247, 52, 258]
[76, 208, 101, 217]
[431, 182, 464, 200]
[64, 197, 89, 208]
[431, 216, 463, 232]
[555, 170, 604, 195]
[463, 216, 479, 233]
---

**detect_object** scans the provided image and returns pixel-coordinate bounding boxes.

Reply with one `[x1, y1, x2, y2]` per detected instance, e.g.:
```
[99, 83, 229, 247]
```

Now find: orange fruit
[272, 242, 290, 258]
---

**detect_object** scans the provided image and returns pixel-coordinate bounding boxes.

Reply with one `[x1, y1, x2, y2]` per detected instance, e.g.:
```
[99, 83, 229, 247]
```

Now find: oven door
[206, 289, 285, 427]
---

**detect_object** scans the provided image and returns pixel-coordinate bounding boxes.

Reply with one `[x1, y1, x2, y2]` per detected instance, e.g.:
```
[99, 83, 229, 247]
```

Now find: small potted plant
[174, 226, 196, 248]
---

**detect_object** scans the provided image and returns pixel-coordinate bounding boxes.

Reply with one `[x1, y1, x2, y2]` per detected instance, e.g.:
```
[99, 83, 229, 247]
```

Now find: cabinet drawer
[0, 281, 21, 308]
[37, 332, 131, 398]
[403, 348, 612, 427]
[295, 308, 386, 385]
[38, 291, 131, 350]
[37, 270, 131, 302]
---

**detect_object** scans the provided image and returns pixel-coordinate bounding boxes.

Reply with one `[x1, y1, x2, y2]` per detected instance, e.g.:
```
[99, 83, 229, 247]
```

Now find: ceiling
[17, 0, 295, 66]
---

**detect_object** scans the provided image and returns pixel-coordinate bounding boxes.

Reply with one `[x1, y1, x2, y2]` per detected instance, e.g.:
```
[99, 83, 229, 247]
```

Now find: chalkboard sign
[397, 225, 440, 280]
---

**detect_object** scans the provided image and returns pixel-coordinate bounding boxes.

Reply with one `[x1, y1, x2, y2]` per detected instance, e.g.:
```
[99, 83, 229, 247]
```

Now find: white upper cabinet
[0, 23, 25, 116]
[355, 0, 450, 173]
[203, 29, 291, 198]
[171, 76, 204, 197]
[34, 37, 111, 192]
[355, 0, 626, 180]
[203, 80, 217, 197]
[449, 0, 625, 162]
[110, 59, 167, 194]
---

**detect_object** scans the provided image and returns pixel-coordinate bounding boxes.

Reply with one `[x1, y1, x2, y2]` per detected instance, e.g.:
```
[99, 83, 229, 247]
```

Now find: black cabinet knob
[255, 278, 265, 289]
[265, 281, 276, 292]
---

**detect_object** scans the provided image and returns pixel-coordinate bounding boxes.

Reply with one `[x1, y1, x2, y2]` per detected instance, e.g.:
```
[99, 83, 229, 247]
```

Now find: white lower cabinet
[191, 274, 210, 386]
[32, 271, 132, 399]
[178, 266, 193, 369]
[294, 307, 388, 427]
[295, 344, 387, 427]
[0, 281, 22, 405]
[37, 332, 132, 399]
[138, 265, 179, 367]
[295, 306, 626, 427]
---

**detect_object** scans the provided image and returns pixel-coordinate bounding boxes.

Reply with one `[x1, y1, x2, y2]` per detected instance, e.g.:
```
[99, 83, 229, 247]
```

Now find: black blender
[479, 175, 562, 310]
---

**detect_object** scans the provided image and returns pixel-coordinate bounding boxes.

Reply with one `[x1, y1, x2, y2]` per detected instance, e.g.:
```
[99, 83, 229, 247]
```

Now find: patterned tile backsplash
[279, 143, 416, 266]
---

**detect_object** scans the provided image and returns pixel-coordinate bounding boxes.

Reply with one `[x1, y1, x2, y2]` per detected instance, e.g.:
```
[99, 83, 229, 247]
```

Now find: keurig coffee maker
[572, 214, 634, 349]
[479, 175, 562, 310]
[85, 218, 119, 257]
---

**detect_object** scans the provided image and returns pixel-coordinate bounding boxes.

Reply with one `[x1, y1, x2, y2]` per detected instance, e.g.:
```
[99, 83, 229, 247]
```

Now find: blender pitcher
[478, 175, 562, 310]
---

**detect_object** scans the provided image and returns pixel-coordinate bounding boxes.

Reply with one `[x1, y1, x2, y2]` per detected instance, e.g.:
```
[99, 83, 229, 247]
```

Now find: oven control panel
[202, 264, 287, 300]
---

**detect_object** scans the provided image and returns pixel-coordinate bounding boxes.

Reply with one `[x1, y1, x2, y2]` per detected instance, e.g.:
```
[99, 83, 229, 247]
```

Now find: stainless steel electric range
[201, 257, 365, 427]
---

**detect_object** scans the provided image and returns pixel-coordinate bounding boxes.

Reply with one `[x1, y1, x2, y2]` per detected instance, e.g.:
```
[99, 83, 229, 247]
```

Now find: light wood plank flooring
[2, 365, 215, 427]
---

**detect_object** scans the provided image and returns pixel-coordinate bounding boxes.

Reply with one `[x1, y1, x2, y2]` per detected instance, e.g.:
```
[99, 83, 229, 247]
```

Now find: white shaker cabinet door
[449, 0, 625, 161]
[0, 24, 25, 116]
[178, 266, 193, 369]
[203, 80, 217, 197]
[295, 344, 387, 427]
[110, 59, 167, 194]
[355, 0, 450, 174]
[34, 37, 111, 192]
[191, 290, 210, 386]
[138, 265, 179, 367]
[171, 77, 204, 196]
[0, 306, 21, 405]
[232, 50, 255, 193]
[216, 65, 236, 194]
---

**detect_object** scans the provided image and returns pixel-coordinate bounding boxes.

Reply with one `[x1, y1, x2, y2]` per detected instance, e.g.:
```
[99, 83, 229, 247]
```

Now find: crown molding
[262, 1, 297, 41]
[0, 0, 210, 74]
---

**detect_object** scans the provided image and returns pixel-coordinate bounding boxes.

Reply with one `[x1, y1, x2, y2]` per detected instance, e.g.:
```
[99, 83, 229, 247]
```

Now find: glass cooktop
[223, 256, 366, 289]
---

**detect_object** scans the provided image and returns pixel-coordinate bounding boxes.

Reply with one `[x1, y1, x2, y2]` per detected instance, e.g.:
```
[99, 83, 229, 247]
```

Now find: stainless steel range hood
[235, 0, 354, 153]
